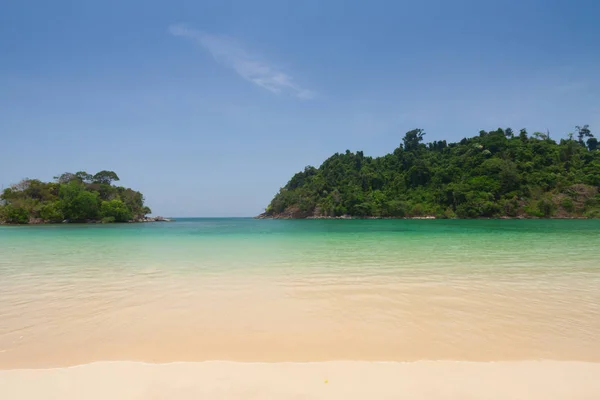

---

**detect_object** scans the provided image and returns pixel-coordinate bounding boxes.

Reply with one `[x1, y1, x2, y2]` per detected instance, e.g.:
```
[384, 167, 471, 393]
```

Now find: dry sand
[1, 360, 600, 399]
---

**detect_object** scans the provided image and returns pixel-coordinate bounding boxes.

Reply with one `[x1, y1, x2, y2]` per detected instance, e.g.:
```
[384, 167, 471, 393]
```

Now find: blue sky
[1, 0, 599, 217]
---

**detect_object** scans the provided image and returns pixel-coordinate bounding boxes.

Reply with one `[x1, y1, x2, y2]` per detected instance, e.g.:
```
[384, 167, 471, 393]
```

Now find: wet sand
[2, 273, 600, 368]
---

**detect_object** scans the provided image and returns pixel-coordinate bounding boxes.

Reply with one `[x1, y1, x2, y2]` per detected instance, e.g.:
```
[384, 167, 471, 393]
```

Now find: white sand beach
[2, 360, 600, 400]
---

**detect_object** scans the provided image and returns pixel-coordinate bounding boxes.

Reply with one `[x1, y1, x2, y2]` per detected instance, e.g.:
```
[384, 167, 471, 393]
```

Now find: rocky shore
[255, 210, 590, 220]
[0, 216, 174, 225]
[132, 216, 173, 223]
[255, 211, 436, 220]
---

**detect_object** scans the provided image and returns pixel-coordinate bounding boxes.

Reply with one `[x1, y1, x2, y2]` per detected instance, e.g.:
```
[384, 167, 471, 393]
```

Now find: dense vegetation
[0, 171, 151, 224]
[263, 125, 600, 219]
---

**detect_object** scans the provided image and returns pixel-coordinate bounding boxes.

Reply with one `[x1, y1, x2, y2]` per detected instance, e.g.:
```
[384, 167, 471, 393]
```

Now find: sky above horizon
[1, 0, 599, 217]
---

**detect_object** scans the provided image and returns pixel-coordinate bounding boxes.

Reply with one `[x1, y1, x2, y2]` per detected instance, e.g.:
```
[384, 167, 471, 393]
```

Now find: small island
[259, 125, 600, 219]
[0, 170, 164, 224]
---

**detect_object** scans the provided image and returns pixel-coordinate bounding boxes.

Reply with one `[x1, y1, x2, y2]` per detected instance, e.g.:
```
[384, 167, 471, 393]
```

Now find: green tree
[402, 129, 426, 152]
[1, 204, 30, 224]
[92, 170, 120, 185]
[75, 171, 94, 183]
[576, 124, 593, 146]
[54, 172, 79, 184]
[519, 128, 528, 142]
[100, 199, 133, 222]
[59, 182, 99, 221]
[39, 202, 64, 223]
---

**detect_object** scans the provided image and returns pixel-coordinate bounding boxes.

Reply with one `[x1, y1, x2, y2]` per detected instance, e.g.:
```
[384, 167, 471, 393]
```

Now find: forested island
[260, 125, 600, 219]
[0, 171, 156, 224]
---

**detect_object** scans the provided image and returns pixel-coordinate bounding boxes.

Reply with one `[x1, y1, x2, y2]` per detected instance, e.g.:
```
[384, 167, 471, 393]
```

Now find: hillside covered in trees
[261, 125, 600, 219]
[0, 171, 152, 224]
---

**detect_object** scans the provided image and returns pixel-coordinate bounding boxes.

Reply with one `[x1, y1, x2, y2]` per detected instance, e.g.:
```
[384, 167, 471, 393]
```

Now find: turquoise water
[2, 218, 599, 272]
[1, 219, 600, 367]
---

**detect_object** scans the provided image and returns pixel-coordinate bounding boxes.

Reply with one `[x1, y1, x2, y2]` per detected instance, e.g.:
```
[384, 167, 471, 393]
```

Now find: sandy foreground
[1, 361, 600, 399]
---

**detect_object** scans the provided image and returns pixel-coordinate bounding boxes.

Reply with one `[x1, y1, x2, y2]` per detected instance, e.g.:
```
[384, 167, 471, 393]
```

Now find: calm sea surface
[1, 219, 599, 368]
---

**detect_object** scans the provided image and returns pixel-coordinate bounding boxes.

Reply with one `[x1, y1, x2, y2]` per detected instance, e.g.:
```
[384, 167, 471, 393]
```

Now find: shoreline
[0, 216, 174, 226]
[2, 360, 599, 399]
[255, 214, 593, 220]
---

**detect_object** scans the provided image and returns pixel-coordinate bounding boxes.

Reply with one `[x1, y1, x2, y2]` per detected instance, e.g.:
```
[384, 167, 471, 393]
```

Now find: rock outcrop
[133, 216, 173, 223]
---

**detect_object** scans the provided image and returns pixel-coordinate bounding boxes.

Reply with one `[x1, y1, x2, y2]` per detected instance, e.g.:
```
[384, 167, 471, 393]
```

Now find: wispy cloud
[168, 24, 314, 99]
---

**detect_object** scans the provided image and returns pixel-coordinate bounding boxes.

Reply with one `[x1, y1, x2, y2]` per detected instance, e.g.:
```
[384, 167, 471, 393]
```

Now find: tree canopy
[262, 126, 600, 219]
[0, 170, 151, 224]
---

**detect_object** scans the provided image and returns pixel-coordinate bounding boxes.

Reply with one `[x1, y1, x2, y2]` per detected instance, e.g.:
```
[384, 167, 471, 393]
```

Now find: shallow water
[1, 219, 599, 368]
